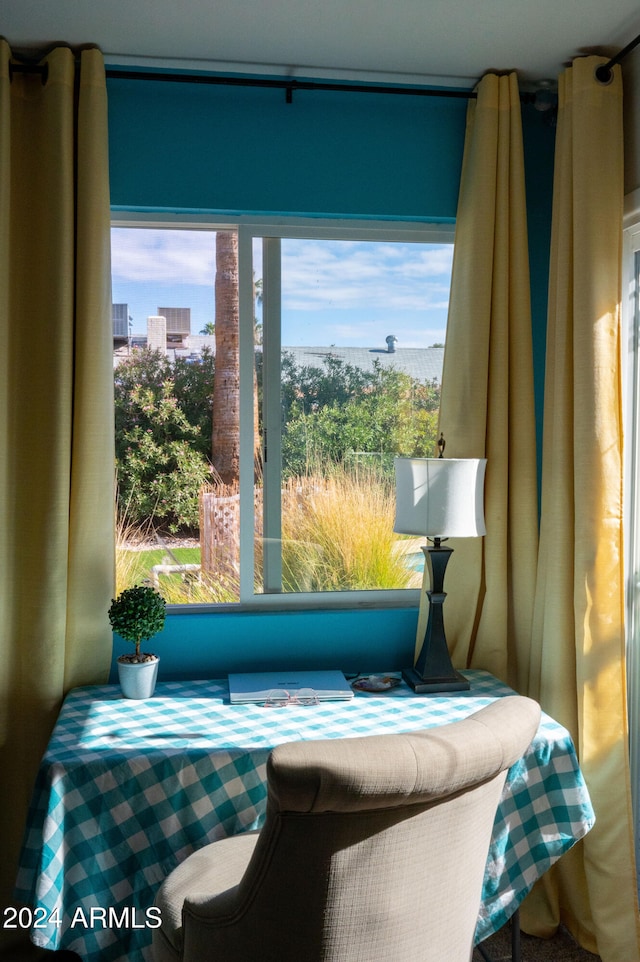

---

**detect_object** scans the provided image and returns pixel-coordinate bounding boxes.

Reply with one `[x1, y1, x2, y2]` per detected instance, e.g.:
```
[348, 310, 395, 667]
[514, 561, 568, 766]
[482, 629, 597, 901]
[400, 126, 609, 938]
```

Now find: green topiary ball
[108, 585, 166, 649]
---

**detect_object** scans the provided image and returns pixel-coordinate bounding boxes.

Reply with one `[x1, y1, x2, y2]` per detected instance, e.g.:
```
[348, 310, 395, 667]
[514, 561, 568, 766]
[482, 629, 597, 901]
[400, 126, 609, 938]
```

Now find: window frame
[112, 213, 455, 613]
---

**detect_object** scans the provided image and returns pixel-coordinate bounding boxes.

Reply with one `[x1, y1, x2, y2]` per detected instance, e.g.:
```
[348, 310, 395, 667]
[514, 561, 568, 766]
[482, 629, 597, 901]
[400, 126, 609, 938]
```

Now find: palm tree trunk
[212, 231, 240, 484]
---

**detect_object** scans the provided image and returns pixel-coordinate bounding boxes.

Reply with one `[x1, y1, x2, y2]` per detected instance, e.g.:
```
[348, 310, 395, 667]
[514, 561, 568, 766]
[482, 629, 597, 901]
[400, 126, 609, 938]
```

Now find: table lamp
[394, 447, 486, 693]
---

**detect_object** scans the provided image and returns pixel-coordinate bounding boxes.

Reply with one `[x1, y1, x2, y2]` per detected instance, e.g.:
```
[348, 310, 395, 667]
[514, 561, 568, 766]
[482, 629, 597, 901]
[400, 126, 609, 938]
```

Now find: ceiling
[3, 0, 640, 89]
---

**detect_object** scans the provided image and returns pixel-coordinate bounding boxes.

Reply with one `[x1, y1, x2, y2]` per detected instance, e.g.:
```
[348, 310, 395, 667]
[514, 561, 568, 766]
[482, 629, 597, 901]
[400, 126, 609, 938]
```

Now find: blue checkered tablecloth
[14, 670, 595, 962]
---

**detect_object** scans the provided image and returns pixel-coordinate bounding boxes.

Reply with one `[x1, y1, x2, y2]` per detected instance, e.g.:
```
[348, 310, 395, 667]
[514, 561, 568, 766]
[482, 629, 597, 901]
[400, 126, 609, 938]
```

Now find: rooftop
[281, 345, 444, 384]
[113, 337, 445, 384]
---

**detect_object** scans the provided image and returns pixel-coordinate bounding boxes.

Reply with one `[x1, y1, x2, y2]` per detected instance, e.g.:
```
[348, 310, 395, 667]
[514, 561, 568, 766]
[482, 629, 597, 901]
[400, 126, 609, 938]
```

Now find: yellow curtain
[438, 71, 539, 692]
[0, 40, 115, 954]
[522, 56, 640, 961]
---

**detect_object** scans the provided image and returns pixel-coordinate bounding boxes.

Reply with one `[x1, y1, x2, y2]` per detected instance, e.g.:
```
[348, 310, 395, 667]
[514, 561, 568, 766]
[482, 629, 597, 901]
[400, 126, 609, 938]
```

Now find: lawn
[118, 546, 201, 588]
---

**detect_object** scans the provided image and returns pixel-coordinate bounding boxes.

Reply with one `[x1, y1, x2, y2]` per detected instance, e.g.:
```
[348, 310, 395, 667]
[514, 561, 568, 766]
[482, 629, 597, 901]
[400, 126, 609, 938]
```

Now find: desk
[15, 670, 594, 962]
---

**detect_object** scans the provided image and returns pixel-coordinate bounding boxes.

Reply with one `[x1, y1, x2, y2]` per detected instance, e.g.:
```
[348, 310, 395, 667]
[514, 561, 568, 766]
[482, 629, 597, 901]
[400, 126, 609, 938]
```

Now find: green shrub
[116, 377, 211, 534]
[281, 360, 441, 478]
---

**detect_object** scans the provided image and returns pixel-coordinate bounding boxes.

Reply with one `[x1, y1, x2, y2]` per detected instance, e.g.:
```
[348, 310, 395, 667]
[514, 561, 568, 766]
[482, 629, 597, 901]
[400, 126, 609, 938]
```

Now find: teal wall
[110, 607, 420, 681]
[106, 71, 555, 682]
[107, 74, 468, 219]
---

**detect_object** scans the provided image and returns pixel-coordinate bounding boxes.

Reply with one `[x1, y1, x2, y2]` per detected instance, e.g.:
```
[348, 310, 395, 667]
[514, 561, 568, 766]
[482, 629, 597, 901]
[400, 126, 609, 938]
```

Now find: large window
[111, 218, 454, 608]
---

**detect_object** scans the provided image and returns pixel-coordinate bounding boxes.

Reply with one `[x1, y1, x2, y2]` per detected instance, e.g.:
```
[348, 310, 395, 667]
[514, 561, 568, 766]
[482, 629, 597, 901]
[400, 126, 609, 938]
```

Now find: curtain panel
[523, 56, 640, 961]
[437, 70, 539, 692]
[438, 59, 640, 959]
[0, 40, 115, 949]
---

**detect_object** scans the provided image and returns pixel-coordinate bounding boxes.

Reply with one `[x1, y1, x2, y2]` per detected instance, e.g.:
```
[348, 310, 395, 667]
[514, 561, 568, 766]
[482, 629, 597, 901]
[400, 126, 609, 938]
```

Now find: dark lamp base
[402, 666, 470, 694]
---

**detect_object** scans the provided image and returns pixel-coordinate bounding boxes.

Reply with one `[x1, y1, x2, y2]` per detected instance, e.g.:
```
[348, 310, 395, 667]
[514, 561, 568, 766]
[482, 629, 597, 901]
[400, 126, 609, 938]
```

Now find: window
[111, 217, 454, 609]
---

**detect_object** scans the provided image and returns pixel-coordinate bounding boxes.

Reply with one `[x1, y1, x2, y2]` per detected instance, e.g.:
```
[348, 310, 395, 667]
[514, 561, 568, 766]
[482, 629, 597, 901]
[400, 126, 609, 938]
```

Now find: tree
[212, 231, 240, 484]
[211, 231, 261, 485]
[279, 356, 441, 478]
[114, 348, 215, 533]
[253, 274, 263, 345]
[115, 347, 214, 460]
[116, 376, 211, 534]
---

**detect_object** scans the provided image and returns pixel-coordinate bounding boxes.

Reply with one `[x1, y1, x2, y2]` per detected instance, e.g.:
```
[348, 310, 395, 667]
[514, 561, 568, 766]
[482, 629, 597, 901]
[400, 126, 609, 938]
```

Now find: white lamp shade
[393, 457, 487, 538]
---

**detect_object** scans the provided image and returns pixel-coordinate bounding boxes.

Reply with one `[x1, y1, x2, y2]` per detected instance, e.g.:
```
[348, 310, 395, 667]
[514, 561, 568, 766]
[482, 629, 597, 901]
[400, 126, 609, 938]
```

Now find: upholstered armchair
[153, 695, 540, 962]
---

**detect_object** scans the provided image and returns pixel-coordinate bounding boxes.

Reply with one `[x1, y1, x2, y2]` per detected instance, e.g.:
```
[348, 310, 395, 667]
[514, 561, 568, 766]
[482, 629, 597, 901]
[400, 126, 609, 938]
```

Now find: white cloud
[399, 247, 454, 278]
[281, 239, 452, 313]
[111, 230, 452, 299]
[111, 228, 215, 286]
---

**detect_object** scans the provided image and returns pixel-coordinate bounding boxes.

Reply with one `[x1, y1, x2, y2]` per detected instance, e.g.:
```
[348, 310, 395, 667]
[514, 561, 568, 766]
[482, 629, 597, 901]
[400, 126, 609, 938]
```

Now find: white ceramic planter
[117, 657, 160, 699]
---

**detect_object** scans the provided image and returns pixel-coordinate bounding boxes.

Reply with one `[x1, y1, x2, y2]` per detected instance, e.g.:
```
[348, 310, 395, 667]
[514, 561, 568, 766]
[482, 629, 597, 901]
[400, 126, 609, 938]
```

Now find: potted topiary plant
[108, 585, 166, 699]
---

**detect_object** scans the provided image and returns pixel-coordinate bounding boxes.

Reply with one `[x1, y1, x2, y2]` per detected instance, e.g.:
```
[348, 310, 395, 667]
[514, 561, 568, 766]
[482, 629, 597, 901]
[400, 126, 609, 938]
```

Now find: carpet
[474, 924, 601, 962]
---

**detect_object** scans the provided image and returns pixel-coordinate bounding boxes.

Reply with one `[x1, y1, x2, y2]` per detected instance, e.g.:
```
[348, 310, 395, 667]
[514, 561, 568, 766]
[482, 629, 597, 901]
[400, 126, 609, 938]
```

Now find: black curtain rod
[107, 68, 481, 103]
[9, 62, 478, 102]
[596, 31, 640, 83]
[12, 33, 640, 99]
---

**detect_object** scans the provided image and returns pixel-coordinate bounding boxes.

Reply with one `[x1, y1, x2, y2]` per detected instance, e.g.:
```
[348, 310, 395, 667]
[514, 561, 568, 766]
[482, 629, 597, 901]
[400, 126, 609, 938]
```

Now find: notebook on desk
[228, 669, 354, 704]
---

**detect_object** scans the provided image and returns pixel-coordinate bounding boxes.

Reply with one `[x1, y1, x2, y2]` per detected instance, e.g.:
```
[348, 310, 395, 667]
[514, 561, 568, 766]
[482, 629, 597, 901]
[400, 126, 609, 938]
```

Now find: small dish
[351, 674, 402, 693]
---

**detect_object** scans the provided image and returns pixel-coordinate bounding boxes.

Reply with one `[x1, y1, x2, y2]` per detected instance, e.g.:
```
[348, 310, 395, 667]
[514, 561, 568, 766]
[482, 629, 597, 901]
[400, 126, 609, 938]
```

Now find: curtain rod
[12, 32, 640, 100]
[596, 31, 640, 83]
[7, 64, 547, 104]
[107, 68, 481, 103]
[9, 62, 478, 102]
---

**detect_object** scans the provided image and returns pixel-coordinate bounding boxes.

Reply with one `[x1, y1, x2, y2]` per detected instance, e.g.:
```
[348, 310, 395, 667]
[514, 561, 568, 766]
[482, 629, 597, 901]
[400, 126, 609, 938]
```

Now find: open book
[228, 669, 354, 704]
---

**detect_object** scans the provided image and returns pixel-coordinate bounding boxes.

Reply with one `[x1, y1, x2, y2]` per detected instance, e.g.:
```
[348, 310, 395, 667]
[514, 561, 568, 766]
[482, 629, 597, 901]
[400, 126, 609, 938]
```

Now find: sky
[111, 227, 452, 348]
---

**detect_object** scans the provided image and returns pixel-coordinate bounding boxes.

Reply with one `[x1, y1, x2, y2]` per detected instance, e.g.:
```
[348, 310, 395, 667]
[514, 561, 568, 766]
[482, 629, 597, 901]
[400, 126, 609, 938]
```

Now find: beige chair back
[154, 695, 540, 962]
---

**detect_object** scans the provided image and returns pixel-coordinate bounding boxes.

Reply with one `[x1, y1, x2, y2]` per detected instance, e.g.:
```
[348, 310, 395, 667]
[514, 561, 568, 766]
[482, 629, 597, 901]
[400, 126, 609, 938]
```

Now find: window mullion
[262, 237, 283, 593]
[238, 227, 256, 602]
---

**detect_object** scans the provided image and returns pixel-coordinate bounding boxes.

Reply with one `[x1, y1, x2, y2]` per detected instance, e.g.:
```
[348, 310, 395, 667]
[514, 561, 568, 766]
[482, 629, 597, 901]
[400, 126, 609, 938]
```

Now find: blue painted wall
[109, 606, 420, 681]
[106, 72, 555, 682]
[107, 74, 468, 219]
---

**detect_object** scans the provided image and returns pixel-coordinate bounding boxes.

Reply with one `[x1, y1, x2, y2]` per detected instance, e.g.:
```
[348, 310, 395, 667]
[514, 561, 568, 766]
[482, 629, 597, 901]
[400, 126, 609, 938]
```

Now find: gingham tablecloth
[14, 670, 595, 962]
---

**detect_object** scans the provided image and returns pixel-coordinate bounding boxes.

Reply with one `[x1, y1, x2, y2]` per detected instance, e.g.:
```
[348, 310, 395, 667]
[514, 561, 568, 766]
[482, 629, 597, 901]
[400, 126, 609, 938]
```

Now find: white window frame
[112, 213, 455, 612]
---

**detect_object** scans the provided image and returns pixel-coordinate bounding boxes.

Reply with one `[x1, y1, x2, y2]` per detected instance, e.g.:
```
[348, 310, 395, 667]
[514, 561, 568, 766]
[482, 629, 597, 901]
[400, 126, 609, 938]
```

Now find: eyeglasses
[262, 688, 319, 707]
